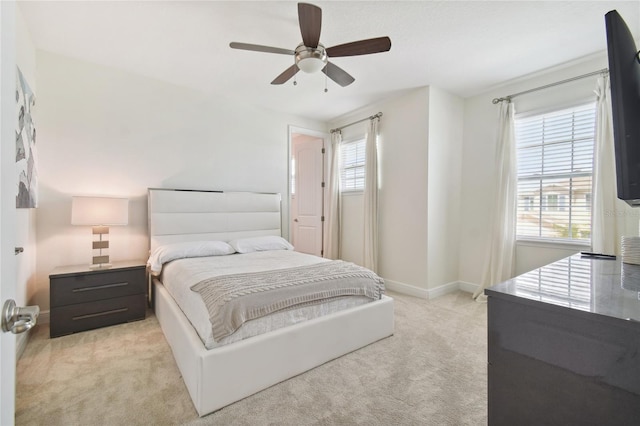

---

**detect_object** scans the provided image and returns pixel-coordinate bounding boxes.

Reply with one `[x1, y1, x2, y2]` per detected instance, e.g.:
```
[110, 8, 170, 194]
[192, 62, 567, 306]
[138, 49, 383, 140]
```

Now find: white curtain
[592, 75, 638, 255]
[474, 101, 517, 299]
[363, 118, 380, 272]
[324, 130, 342, 259]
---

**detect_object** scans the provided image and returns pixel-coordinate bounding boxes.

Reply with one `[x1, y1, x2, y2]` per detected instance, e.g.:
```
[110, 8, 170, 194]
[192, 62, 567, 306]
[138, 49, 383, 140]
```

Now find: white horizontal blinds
[514, 256, 591, 310]
[516, 103, 596, 242]
[340, 138, 366, 192]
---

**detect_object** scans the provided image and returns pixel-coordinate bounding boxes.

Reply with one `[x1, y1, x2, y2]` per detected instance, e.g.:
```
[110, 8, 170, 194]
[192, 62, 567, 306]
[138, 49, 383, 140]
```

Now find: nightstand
[49, 260, 147, 338]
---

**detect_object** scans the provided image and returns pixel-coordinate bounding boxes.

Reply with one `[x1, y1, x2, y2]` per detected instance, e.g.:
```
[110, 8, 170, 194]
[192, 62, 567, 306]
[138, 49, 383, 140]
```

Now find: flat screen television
[605, 10, 640, 206]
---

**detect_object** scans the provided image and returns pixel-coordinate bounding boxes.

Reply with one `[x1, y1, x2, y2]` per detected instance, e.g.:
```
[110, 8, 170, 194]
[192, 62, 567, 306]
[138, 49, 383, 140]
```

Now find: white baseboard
[385, 278, 480, 300]
[384, 279, 429, 299]
[458, 281, 481, 295]
[426, 281, 462, 299]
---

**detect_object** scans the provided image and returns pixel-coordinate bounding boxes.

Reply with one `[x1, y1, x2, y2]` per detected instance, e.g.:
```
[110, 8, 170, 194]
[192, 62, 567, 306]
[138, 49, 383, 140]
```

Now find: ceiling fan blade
[322, 62, 355, 87]
[271, 64, 300, 85]
[230, 42, 295, 56]
[326, 36, 392, 57]
[298, 3, 322, 48]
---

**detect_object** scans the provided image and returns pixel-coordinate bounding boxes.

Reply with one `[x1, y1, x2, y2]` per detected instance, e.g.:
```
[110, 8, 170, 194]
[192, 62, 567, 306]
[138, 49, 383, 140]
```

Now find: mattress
[159, 250, 373, 349]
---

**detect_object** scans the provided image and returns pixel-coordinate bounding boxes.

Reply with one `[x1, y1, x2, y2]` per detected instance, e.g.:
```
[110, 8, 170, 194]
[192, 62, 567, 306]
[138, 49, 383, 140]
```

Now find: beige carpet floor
[16, 291, 487, 425]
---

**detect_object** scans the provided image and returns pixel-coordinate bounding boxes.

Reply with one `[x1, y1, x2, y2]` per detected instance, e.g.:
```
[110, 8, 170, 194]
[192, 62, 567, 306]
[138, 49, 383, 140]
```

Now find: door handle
[1, 299, 39, 334]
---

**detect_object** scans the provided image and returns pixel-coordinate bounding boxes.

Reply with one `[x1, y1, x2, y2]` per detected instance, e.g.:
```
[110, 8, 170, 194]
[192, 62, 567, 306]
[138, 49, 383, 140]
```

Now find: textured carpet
[16, 291, 487, 425]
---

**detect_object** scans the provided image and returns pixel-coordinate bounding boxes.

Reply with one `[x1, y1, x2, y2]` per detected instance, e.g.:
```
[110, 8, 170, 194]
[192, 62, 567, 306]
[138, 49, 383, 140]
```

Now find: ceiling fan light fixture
[297, 57, 325, 73]
[295, 43, 327, 73]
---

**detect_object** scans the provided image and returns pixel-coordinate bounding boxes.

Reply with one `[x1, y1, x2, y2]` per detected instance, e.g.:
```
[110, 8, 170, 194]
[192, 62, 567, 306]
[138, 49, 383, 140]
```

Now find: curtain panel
[475, 101, 517, 299]
[324, 130, 342, 259]
[592, 75, 638, 255]
[363, 118, 380, 272]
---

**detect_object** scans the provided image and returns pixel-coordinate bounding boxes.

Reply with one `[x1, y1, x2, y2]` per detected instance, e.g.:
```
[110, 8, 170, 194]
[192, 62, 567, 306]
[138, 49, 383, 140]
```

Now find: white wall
[459, 53, 612, 286]
[330, 88, 429, 293]
[426, 86, 464, 290]
[34, 50, 325, 314]
[329, 86, 464, 295]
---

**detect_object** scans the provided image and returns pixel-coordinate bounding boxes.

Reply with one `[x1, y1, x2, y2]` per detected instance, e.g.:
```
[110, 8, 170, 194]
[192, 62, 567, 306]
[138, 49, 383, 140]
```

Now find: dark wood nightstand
[49, 260, 147, 338]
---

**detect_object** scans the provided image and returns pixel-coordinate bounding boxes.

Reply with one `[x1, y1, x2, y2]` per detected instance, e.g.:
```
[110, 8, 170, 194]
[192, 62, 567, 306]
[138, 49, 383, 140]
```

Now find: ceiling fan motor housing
[295, 43, 327, 73]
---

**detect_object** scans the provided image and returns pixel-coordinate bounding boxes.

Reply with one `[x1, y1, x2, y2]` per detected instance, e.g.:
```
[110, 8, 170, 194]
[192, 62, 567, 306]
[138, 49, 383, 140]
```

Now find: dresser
[49, 260, 147, 338]
[485, 254, 640, 425]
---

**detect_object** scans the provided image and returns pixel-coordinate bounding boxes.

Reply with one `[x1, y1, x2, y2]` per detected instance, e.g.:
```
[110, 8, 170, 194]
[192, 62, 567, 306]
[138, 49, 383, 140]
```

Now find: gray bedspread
[191, 260, 385, 340]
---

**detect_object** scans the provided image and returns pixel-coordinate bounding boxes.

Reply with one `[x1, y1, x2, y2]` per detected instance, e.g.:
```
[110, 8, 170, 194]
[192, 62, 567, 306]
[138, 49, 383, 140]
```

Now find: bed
[148, 188, 394, 416]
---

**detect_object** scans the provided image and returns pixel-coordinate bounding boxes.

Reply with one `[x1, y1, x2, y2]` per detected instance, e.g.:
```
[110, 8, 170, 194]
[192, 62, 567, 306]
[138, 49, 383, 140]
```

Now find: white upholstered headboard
[148, 188, 282, 252]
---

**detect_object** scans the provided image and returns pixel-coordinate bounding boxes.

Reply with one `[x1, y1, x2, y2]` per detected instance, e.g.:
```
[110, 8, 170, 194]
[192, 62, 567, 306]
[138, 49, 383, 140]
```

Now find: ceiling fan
[229, 2, 391, 87]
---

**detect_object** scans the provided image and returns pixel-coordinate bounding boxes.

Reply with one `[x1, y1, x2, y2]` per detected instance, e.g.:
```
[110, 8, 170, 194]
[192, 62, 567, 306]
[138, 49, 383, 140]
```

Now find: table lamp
[71, 196, 129, 269]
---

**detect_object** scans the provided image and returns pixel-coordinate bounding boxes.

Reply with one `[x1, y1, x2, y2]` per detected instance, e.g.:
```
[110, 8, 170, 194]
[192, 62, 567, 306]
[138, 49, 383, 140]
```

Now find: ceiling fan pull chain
[324, 72, 328, 93]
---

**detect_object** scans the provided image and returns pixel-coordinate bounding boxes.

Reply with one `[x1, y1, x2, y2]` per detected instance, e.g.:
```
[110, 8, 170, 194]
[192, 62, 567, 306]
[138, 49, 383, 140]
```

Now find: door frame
[1, 1, 18, 423]
[287, 126, 330, 255]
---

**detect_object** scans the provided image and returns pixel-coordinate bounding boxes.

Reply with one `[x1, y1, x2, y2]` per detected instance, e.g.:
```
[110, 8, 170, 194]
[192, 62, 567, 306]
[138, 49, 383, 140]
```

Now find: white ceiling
[18, 1, 640, 122]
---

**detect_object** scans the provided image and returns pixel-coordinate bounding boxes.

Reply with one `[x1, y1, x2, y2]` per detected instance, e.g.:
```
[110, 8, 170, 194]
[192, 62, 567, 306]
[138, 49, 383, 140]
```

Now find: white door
[291, 136, 324, 256]
[1, 2, 18, 423]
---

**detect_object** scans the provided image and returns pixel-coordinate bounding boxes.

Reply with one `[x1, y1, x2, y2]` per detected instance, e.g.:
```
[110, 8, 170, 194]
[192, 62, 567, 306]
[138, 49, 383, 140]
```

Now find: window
[515, 103, 596, 242]
[340, 138, 366, 192]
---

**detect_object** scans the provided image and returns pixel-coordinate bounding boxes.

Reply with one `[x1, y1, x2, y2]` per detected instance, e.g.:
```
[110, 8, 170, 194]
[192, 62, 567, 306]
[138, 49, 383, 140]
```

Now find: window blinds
[340, 138, 366, 192]
[515, 103, 597, 242]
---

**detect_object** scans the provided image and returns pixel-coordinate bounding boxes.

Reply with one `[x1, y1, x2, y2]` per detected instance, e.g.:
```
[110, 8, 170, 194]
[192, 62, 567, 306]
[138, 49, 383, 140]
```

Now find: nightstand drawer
[50, 294, 146, 337]
[50, 267, 145, 306]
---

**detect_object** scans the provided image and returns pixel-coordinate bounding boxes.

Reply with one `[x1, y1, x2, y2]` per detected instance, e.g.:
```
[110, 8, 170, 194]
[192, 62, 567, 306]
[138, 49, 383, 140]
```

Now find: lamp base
[89, 263, 113, 270]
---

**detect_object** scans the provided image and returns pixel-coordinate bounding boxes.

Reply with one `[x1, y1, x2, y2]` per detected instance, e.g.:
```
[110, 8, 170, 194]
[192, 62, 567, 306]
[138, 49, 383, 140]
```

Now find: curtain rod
[330, 112, 383, 133]
[492, 68, 609, 104]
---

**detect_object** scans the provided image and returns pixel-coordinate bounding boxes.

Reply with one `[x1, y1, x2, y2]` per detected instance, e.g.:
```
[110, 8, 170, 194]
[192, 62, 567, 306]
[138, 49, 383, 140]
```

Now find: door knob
[294, 218, 299, 222]
[1, 299, 39, 334]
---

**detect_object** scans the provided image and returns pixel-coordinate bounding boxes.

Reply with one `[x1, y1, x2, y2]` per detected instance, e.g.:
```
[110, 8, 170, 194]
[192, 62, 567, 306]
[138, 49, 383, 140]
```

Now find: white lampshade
[71, 196, 129, 226]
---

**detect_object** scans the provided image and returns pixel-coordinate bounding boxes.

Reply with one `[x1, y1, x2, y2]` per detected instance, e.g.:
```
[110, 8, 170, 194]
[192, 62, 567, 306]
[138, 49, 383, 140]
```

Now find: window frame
[514, 101, 597, 246]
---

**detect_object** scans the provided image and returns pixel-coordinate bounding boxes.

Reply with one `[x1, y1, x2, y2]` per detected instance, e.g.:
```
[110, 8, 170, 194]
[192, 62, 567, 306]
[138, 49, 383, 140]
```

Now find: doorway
[289, 127, 329, 257]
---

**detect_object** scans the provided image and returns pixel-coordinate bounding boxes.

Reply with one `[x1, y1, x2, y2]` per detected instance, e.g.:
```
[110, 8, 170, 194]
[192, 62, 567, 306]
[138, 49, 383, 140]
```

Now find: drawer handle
[72, 308, 129, 321]
[72, 282, 129, 292]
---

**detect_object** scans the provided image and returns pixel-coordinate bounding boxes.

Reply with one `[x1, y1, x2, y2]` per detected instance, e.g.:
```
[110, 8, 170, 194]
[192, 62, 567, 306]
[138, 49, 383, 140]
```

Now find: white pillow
[229, 236, 294, 254]
[147, 240, 235, 275]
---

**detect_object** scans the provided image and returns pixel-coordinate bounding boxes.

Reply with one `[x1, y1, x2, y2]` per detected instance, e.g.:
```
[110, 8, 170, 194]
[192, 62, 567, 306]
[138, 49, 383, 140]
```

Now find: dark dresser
[49, 260, 147, 338]
[485, 254, 640, 425]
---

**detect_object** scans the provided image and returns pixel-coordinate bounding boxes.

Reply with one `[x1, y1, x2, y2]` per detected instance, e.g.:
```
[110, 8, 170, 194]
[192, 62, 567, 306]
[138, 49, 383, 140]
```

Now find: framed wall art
[16, 66, 37, 209]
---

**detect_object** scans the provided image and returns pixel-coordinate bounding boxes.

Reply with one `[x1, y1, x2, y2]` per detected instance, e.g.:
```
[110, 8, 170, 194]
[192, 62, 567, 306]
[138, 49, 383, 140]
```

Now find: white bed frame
[148, 188, 394, 416]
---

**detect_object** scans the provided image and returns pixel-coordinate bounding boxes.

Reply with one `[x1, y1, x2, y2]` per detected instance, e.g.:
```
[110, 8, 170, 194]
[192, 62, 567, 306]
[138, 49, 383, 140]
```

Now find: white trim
[514, 97, 598, 119]
[516, 238, 589, 251]
[458, 281, 481, 295]
[427, 281, 464, 299]
[385, 278, 480, 300]
[384, 279, 428, 299]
